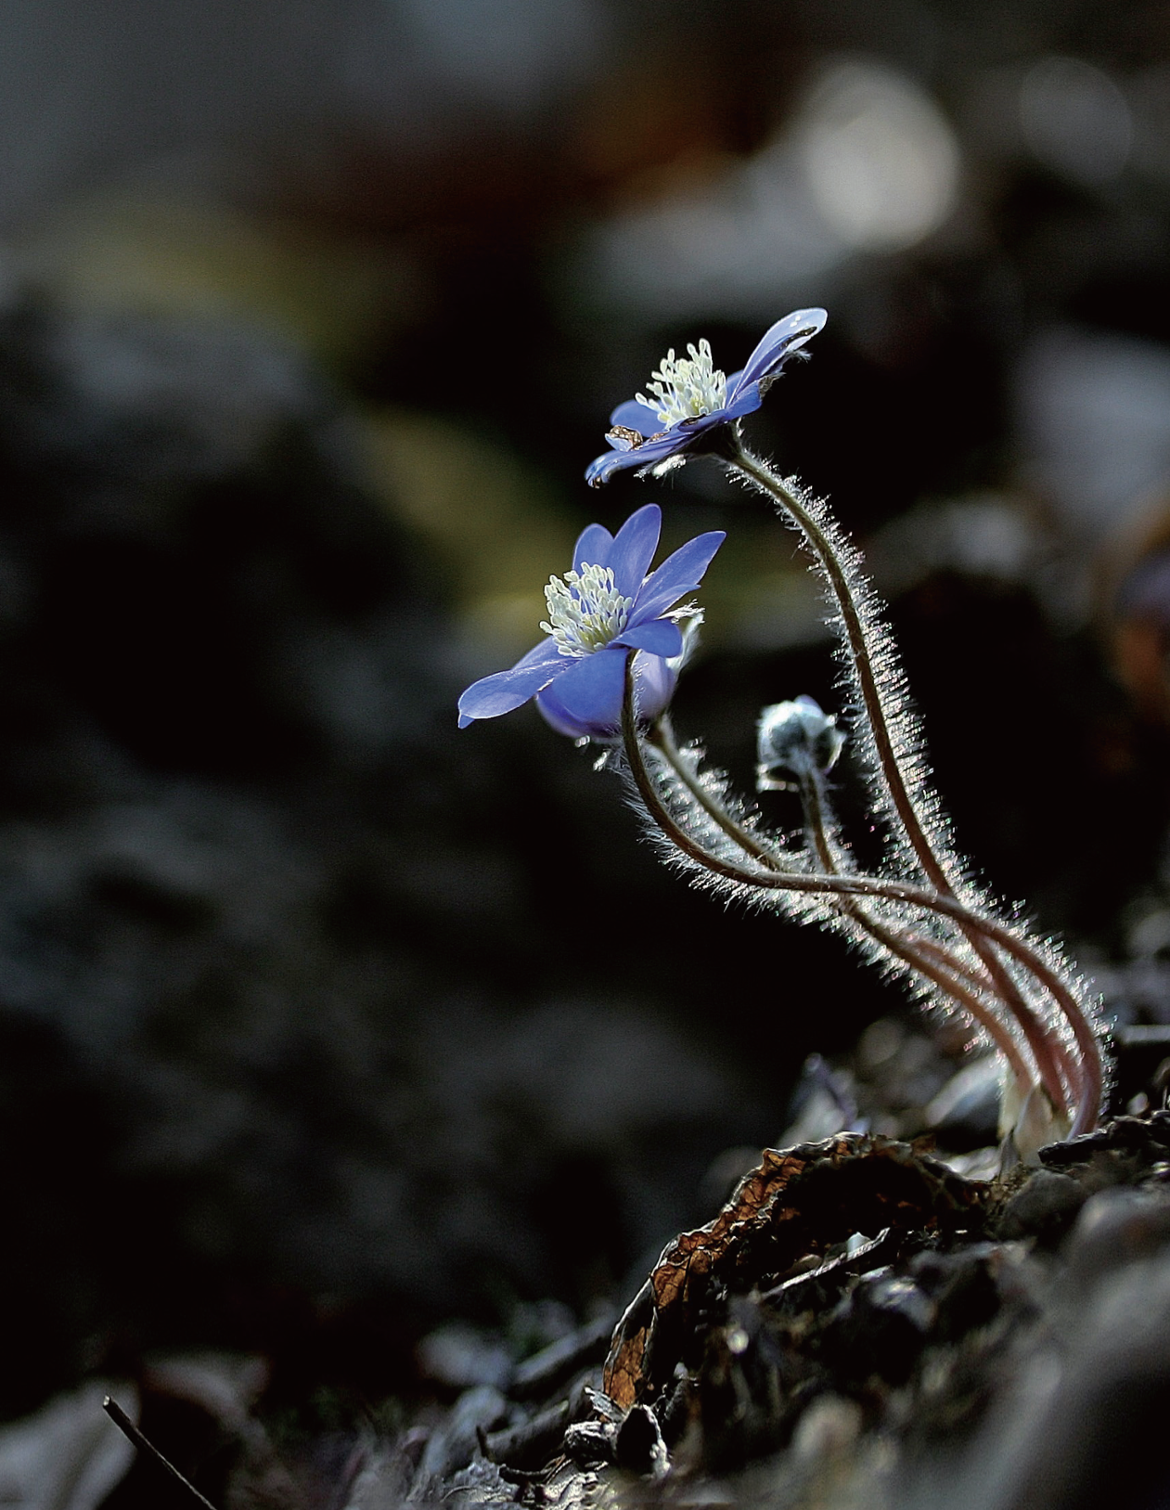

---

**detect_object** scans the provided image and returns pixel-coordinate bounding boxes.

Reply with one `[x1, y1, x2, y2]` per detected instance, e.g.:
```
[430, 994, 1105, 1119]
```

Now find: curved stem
[622, 662, 1101, 1131]
[651, 712, 1040, 1106]
[727, 445, 1092, 1124]
[730, 446, 942, 884]
[910, 937, 1000, 998]
[797, 761, 1035, 1096]
[646, 717, 792, 868]
[652, 712, 1034, 1097]
[655, 715, 997, 992]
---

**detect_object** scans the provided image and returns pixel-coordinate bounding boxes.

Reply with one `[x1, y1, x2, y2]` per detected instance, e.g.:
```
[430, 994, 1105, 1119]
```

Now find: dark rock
[908, 1243, 1007, 1343]
[613, 1404, 668, 1478]
[995, 1169, 1087, 1246]
[821, 1272, 936, 1387]
[1064, 1186, 1170, 1290]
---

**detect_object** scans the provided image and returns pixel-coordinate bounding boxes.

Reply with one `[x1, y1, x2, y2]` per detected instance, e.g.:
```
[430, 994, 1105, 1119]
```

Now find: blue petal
[722, 385, 764, 421]
[586, 448, 636, 486]
[627, 430, 700, 467]
[610, 398, 661, 434]
[617, 618, 683, 656]
[534, 684, 593, 739]
[544, 645, 629, 730]
[633, 652, 678, 722]
[586, 429, 690, 487]
[608, 504, 661, 597]
[511, 635, 565, 672]
[732, 308, 827, 398]
[633, 531, 726, 621]
[573, 522, 613, 573]
[537, 650, 678, 737]
[457, 652, 567, 724]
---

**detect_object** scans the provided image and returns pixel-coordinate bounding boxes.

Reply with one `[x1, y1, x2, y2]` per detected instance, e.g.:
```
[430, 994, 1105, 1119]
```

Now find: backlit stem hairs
[621, 657, 1101, 1138]
[724, 443, 1102, 1136]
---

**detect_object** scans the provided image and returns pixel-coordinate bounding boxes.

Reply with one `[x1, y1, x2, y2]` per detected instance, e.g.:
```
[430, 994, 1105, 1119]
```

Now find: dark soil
[337, 1113, 1170, 1510]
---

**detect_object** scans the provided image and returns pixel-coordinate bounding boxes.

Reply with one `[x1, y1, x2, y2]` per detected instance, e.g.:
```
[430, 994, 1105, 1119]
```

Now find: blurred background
[3, 0, 1170, 1443]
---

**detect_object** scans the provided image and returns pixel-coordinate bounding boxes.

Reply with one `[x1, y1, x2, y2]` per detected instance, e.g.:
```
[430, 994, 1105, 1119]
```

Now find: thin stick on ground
[103, 1397, 220, 1510]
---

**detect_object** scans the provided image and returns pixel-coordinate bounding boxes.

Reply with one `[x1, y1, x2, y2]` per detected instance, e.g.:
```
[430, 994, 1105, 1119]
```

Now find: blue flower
[457, 503, 724, 740]
[586, 308, 827, 487]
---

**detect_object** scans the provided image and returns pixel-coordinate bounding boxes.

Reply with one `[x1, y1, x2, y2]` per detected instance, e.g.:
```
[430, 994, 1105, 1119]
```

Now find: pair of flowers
[457, 309, 826, 741]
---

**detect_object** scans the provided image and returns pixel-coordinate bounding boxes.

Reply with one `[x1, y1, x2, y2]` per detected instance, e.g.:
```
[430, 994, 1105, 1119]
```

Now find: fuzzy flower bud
[756, 695, 845, 791]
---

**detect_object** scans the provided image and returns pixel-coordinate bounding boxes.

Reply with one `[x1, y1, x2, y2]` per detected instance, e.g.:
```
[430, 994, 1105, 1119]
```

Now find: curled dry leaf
[603, 1131, 985, 1410]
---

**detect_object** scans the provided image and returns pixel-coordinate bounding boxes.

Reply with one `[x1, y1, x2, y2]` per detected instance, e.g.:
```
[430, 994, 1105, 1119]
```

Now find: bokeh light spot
[795, 61, 960, 252]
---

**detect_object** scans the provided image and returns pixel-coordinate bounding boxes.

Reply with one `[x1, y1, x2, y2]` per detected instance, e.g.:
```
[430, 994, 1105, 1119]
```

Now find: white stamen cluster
[638, 340, 728, 427]
[541, 563, 633, 657]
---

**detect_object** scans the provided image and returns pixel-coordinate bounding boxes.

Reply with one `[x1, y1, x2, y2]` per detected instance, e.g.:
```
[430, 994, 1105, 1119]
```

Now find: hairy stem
[622, 661, 1101, 1131]
[655, 714, 998, 995]
[652, 710, 1034, 1097]
[796, 760, 1035, 1096]
[727, 444, 1093, 1125]
[647, 716, 791, 868]
[730, 447, 944, 882]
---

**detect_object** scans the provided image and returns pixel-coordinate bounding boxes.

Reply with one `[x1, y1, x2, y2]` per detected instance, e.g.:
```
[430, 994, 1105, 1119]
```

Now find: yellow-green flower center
[638, 340, 728, 427]
[541, 563, 633, 657]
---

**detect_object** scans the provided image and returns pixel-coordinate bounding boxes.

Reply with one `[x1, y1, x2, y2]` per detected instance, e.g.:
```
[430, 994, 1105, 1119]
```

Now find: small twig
[103, 1396, 220, 1510]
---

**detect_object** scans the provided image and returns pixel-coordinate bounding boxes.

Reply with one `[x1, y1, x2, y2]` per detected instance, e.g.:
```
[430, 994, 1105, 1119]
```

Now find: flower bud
[756, 695, 845, 790]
